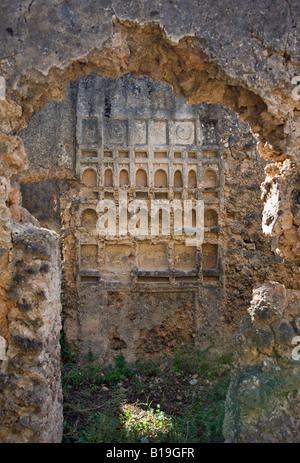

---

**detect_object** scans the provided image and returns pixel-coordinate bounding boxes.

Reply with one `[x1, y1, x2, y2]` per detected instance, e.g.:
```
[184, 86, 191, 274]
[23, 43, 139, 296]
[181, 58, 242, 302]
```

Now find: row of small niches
[80, 148, 221, 162]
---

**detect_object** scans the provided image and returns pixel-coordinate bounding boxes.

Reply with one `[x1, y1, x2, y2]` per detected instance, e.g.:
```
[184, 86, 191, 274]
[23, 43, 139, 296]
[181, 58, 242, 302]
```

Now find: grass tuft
[62, 344, 233, 443]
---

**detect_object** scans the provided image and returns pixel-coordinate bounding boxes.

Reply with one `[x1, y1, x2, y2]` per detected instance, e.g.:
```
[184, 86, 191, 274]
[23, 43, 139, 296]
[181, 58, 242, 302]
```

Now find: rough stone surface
[0, 223, 63, 443]
[0, 0, 299, 443]
[0, 0, 298, 262]
[223, 282, 300, 443]
[19, 74, 297, 364]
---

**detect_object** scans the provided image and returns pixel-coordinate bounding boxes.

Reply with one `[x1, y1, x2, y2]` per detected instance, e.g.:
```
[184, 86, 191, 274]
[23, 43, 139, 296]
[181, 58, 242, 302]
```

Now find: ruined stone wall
[0, 0, 299, 443]
[223, 282, 300, 443]
[20, 74, 295, 365]
[0, 224, 63, 443]
[21, 74, 226, 363]
[222, 110, 300, 334]
[0, 99, 63, 442]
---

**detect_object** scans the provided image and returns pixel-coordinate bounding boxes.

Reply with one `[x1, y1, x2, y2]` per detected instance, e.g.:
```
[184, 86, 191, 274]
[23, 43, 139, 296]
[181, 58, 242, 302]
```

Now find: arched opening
[136, 169, 148, 187]
[119, 169, 129, 186]
[174, 170, 183, 188]
[155, 169, 168, 188]
[104, 169, 113, 187]
[19, 73, 292, 367]
[188, 170, 197, 189]
[203, 169, 218, 189]
[81, 209, 98, 228]
[4, 9, 297, 445]
[82, 168, 97, 187]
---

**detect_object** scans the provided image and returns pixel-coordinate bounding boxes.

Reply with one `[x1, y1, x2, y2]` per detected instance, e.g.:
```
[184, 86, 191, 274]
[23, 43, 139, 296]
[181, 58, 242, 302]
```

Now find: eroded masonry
[20, 74, 295, 365]
[70, 74, 224, 363]
[1, 0, 299, 443]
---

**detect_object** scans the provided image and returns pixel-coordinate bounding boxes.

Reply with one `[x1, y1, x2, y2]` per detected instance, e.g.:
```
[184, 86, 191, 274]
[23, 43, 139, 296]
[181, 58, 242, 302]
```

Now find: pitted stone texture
[262, 160, 300, 263]
[0, 224, 63, 443]
[0, 1, 299, 265]
[1, 0, 299, 88]
[223, 282, 300, 443]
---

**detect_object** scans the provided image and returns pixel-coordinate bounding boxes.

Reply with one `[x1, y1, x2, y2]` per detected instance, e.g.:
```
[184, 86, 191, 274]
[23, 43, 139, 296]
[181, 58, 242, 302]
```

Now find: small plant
[78, 412, 121, 443]
[60, 331, 77, 365]
[135, 359, 162, 377]
[102, 353, 134, 386]
[120, 400, 174, 442]
[87, 346, 95, 363]
[62, 344, 233, 444]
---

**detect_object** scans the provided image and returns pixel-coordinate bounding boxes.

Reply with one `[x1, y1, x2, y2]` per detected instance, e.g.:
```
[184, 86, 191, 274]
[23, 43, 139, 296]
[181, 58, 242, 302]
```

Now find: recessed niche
[203, 276, 220, 285]
[82, 169, 97, 187]
[154, 192, 168, 199]
[135, 191, 148, 199]
[104, 150, 113, 158]
[119, 169, 129, 186]
[174, 170, 183, 188]
[204, 209, 218, 227]
[155, 169, 168, 188]
[174, 152, 182, 158]
[192, 209, 196, 227]
[82, 150, 97, 158]
[174, 244, 197, 271]
[154, 151, 168, 158]
[188, 170, 197, 188]
[202, 191, 219, 199]
[175, 276, 198, 282]
[203, 169, 218, 189]
[138, 276, 169, 283]
[119, 150, 129, 158]
[135, 151, 148, 158]
[80, 244, 98, 269]
[202, 244, 218, 270]
[138, 244, 168, 270]
[188, 151, 196, 158]
[153, 120, 167, 144]
[105, 244, 132, 270]
[136, 169, 148, 187]
[202, 150, 217, 158]
[81, 209, 97, 228]
[80, 275, 99, 284]
[104, 169, 113, 187]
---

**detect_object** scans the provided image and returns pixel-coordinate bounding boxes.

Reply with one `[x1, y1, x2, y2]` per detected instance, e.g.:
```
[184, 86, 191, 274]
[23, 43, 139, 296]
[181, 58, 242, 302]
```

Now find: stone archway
[0, 1, 299, 443]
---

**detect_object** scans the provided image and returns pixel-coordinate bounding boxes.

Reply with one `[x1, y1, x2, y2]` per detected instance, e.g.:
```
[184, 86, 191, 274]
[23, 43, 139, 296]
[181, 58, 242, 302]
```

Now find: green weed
[62, 343, 233, 443]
